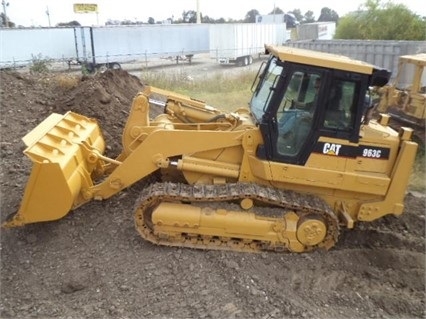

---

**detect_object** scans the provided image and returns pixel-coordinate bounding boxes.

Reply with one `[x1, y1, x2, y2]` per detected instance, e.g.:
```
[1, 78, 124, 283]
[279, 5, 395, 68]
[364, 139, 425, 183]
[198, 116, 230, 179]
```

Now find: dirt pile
[0, 69, 425, 319]
[54, 69, 146, 155]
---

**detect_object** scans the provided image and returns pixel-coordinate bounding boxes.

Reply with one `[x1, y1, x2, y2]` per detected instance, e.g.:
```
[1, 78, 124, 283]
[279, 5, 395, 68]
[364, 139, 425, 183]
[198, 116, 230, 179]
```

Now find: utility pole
[273, 2, 276, 23]
[196, 0, 201, 24]
[1, 0, 9, 28]
[46, 6, 51, 27]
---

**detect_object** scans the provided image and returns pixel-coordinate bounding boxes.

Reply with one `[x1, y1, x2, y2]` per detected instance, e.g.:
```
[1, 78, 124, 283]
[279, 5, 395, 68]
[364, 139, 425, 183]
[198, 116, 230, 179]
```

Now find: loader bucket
[2, 111, 105, 227]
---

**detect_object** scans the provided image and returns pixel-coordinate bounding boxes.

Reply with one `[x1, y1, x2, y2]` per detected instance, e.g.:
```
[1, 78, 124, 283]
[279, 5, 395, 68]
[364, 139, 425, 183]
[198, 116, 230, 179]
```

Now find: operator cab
[250, 46, 391, 165]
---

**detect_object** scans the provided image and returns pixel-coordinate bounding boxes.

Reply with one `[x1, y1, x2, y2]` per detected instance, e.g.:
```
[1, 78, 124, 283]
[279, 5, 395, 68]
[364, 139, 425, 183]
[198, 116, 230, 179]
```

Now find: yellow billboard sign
[73, 3, 98, 13]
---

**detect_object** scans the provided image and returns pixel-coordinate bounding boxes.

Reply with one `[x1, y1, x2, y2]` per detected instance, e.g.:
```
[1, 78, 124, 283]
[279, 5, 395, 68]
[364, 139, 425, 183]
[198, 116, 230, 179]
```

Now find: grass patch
[409, 145, 426, 192]
[55, 74, 80, 90]
[140, 69, 256, 111]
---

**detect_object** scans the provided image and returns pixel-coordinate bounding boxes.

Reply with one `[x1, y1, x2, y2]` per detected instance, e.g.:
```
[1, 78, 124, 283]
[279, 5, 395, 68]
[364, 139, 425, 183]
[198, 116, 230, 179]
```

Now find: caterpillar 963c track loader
[2, 45, 418, 253]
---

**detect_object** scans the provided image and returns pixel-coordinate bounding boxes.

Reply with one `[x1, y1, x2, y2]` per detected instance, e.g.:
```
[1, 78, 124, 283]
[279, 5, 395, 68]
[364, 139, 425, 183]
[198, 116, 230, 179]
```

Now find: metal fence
[285, 40, 426, 80]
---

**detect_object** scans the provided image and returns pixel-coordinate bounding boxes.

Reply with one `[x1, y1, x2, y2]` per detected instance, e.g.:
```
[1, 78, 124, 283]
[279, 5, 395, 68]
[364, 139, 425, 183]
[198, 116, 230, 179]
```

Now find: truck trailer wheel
[97, 64, 108, 73]
[109, 62, 121, 70]
[243, 56, 249, 66]
[236, 56, 250, 67]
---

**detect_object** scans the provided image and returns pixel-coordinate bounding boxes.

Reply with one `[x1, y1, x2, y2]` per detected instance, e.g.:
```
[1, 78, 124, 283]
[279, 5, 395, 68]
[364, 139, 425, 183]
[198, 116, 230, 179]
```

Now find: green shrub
[30, 54, 51, 73]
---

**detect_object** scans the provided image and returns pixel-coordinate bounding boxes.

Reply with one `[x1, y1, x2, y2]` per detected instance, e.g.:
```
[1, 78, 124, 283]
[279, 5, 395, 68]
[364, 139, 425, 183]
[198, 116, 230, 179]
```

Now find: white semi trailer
[76, 24, 210, 72]
[209, 23, 288, 66]
[0, 27, 77, 68]
[0, 24, 210, 71]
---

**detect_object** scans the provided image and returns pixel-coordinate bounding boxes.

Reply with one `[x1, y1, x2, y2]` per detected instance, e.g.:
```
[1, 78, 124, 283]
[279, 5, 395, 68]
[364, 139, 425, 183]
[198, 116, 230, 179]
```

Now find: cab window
[277, 72, 321, 156]
[323, 79, 357, 132]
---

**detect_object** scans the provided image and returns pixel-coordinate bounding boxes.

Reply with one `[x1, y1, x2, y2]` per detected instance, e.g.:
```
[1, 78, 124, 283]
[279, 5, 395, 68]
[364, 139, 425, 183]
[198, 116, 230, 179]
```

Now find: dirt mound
[0, 69, 425, 319]
[1, 69, 145, 151]
[54, 69, 145, 155]
[54, 69, 143, 114]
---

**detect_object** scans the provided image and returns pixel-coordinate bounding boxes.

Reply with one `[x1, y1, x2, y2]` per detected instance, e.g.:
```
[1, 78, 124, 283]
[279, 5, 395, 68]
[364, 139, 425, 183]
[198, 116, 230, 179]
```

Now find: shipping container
[296, 22, 336, 40]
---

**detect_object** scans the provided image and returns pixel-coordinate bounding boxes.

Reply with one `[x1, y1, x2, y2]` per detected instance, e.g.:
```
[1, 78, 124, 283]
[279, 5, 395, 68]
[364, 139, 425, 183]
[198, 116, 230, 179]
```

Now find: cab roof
[266, 44, 384, 75]
[399, 53, 426, 66]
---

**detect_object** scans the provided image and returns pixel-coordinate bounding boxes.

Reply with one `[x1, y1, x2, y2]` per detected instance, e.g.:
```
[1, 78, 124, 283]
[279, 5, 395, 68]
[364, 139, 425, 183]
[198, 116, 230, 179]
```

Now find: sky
[3, 0, 426, 27]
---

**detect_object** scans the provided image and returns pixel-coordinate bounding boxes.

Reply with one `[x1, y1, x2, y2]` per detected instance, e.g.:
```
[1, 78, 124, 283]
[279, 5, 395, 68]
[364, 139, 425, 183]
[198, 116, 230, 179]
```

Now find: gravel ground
[0, 61, 424, 319]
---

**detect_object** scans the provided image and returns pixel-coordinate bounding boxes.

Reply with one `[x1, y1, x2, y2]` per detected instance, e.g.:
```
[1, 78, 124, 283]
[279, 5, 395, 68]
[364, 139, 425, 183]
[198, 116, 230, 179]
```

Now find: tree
[182, 10, 200, 23]
[303, 11, 316, 23]
[1, 12, 15, 27]
[269, 7, 284, 15]
[148, 17, 155, 24]
[215, 17, 226, 23]
[244, 9, 259, 23]
[56, 21, 81, 27]
[202, 15, 220, 23]
[289, 9, 315, 24]
[335, 0, 426, 40]
[105, 19, 120, 25]
[289, 9, 303, 22]
[318, 7, 339, 22]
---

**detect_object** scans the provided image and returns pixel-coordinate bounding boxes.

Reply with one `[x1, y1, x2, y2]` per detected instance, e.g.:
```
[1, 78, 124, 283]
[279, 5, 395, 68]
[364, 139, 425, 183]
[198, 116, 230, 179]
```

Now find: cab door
[276, 71, 322, 159]
[256, 65, 325, 165]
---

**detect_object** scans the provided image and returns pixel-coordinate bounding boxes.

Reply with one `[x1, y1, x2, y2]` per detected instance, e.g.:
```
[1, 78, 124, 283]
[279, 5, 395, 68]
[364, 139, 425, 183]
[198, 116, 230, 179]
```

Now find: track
[134, 182, 340, 253]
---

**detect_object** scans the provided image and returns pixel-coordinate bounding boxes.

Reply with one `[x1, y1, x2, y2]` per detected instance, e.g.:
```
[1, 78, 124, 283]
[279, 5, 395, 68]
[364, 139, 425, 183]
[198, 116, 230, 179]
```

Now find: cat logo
[323, 143, 342, 156]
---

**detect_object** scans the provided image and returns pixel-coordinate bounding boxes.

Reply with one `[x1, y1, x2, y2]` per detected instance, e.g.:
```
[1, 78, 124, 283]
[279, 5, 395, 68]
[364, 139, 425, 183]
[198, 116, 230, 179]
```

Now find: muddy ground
[0, 65, 425, 319]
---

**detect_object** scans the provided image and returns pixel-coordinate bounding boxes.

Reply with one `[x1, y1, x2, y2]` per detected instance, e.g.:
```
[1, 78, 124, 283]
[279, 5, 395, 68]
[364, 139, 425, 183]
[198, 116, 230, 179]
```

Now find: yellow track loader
[3, 45, 418, 253]
[376, 53, 425, 135]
